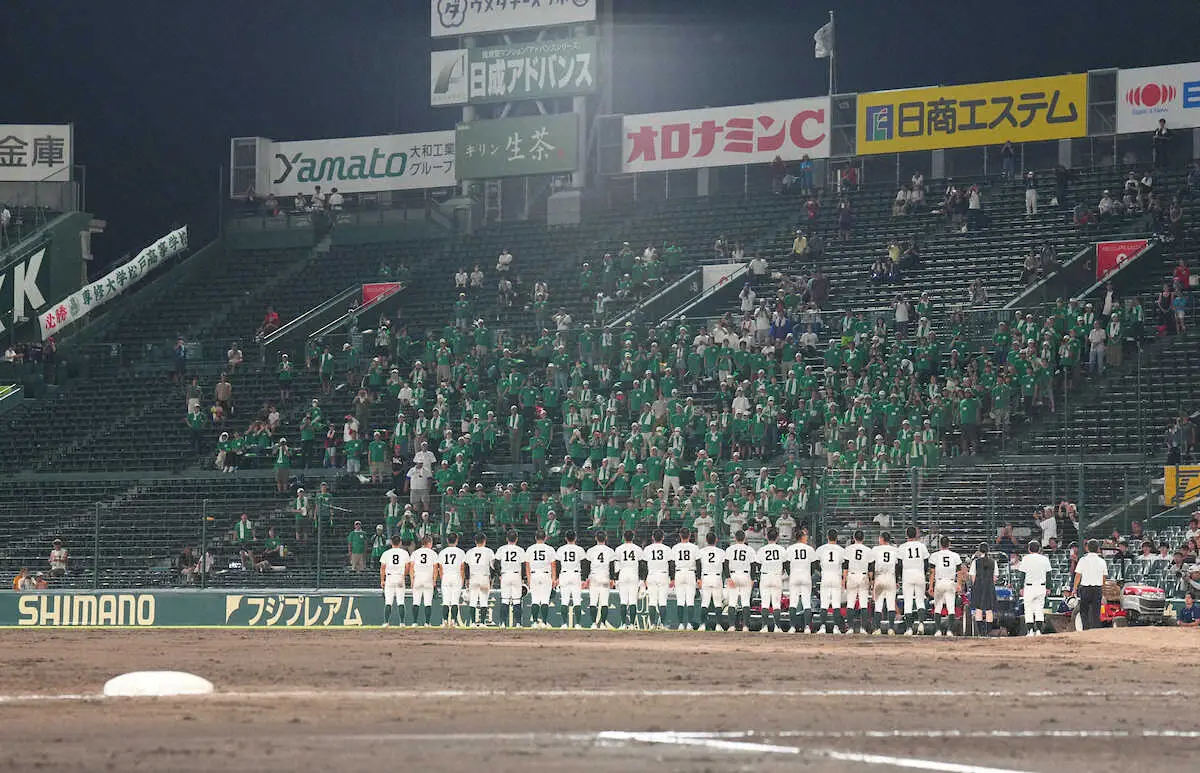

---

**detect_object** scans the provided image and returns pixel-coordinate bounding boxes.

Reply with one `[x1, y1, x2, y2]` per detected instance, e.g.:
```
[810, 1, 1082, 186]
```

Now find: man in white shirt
[670, 529, 700, 630]
[872, 533, 899, 635]
[495, 531, 527, 627]
[1038, 506, 1058, 547]
[843, 530, 873, 634]
[408, 535, 440, 627]
[693, 511, 715, 545]
[725, 531, 754, 632]
[775, 511, 796, 544]
[464, 533, 494, 627]
[524, 530, 557, 629]
[757, 528, 786, 633]
[556, 530, 586, 629]
[614, 530, 644, 629]
[327, 187, 344, 210]
[1019, 540, 1051, 636]
[405, 460, 433, 511]
[436, 533, 466, 627]
[816, 529, 846, 634]
[1087, 321, 1107, 375]
[379, 535, 410, 627]
[585, 531, 615, 629]
[1072, 539, 1108, 630]
[899, 526, 930, 635]
[699, 532, 727, 631]
[786, 533, 816, 633]
[643, 529, 672, 630]
[928, 536, 962, 637]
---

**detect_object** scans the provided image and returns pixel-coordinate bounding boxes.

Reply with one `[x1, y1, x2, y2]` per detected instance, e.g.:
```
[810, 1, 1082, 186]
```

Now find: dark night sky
[2, 0, 1199, 269]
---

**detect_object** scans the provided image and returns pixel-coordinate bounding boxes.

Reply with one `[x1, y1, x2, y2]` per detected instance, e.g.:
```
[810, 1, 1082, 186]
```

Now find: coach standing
[1072, 539, 1108, 630]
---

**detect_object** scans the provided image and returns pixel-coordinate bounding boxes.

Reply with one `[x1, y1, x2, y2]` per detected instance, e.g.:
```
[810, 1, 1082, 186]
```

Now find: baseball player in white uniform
[671, 528, 700, 630]
[725, 530, 754, 632]
[786, 533, 815, 633]
[1019, 540, 1052, 636]
[614, 530, 644, 629]
[757, 527, 786, 633]
[643, 530, 672, 629]
[585, 531, 615, 629]
[464, 533, 494, 627]
[928, 536, 962, 637]
[815, 529, 846, 634]
[496, 530, 527, 627]
[525, 530, 557, 629]
[871, 532, 899, 635]
[775, 512, 796, 544]
[699, 531, 726, 631]
[556, 530, 586, 629]
[843, 530, 872, 634]
[899, 526, 930, 635]
[436, 533, 466, 627]
[379, 534, 410, 627]
[409, 536, 439, 627]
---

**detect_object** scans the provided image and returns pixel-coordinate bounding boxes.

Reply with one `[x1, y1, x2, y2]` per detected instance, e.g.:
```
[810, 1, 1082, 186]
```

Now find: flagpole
[827, 10, 836, 96]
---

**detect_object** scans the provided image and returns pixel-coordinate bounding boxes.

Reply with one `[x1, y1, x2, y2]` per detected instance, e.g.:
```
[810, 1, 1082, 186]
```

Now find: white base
[103, 671, 214, 697]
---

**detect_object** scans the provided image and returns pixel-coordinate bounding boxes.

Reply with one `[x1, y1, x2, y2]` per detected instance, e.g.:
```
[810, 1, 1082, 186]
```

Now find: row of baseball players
[379, 525, 1053, 634]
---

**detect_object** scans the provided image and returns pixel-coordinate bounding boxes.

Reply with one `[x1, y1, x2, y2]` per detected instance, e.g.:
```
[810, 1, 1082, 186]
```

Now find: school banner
[431, 0, 597, 38]
[857, 74, 1087, 154]
[38, 226, 189, 340]
[456, 112, 579, 179]
[1117, 62, 1200, 133]
[430, 37, 598, 107]
[1095, 238, 1149, 281]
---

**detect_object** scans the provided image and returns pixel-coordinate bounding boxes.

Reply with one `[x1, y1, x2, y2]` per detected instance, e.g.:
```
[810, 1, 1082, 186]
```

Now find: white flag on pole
[814, 21, 833, 59]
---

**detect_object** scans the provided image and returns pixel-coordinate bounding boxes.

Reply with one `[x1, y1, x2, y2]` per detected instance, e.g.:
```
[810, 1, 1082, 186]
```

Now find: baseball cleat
[934, 630, 942, 637]
[381, 622, 390, 628]
[1026, 630, 1035, 637]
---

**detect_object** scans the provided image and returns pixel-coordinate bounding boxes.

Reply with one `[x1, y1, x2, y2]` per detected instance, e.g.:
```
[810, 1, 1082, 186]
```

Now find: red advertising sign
[621, 97, 832, 174]
[1095, 239, 1149, 281]
[362, 282, 402, 305]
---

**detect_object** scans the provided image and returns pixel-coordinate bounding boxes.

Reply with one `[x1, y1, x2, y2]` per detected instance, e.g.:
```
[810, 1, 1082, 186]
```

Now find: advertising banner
[1095, 238, 1149, 281]
[268, 131, 456, 197]
[0, 124, 72, 182]
[1117, 62, 1200, 133]
[857, 74, 1087, 154]
[431, 37, 598, 107]
[621, 97, 832, 174]
[431, 0, 597, 38]
[362, 282, 403, 305]
[1165, 465, 1200, 507]
[456, 112, 578, 178]
[38, 227, 189, 340]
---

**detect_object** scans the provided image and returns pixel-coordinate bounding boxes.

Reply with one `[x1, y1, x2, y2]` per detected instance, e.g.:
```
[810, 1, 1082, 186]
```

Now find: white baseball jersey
[899, 540, 930, 582]
[872, 544, 898, 581]
[410, 547, 439, 583]
[844, 542, 872, 574]
[756, 542, 786, 577]
[786, 541, 816, 583]
[1018, 552, 1051, 585]
[930, 549, 962, 582]
[699, 545, 725, 577]
[775, 515, 796, 543]
[671, 541, 699, 574]
[816, 543, 846, 582]
[556, 543, 586, 574]
[464, 545, 494, 584]
[643, 542, 671, 574]
[525, 542, 555, 573]
[615, 542, 643, 581]
[725, 542, 754, 573]
[693, 516, 715, 543]
[585, 544, 615, 581]
[437, 546, 466, 584]
[380, 547, 410, 579]
[496, 543, 526, 576]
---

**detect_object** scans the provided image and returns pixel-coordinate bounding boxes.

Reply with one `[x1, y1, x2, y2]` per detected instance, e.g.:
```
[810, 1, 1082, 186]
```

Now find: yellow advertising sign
[857, 74, 1088, 154]
[1164, 465, 1200, 507]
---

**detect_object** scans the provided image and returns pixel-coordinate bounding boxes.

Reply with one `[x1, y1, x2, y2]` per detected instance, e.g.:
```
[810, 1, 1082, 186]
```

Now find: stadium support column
[460, 37, 477, 198]
[572, 22, 590, 190]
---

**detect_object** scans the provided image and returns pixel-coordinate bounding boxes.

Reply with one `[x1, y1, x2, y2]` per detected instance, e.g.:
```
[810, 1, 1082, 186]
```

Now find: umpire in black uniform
[969, 543, 997, 637]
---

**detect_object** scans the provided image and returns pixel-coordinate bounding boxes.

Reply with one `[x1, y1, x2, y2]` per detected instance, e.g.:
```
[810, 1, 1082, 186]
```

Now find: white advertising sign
[0, 124, 72, 182]
[431, 0, 596, 38]
[268, 131, 456, 197]
[621, 97, 832, 174]
[1116, 62, 1200, 133]
[39, 227, 189, 340]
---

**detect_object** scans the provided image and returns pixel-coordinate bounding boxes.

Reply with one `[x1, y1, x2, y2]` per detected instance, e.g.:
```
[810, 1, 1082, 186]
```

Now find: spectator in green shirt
[348, 520, 368, 571]
[234, 513, 255, 545]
